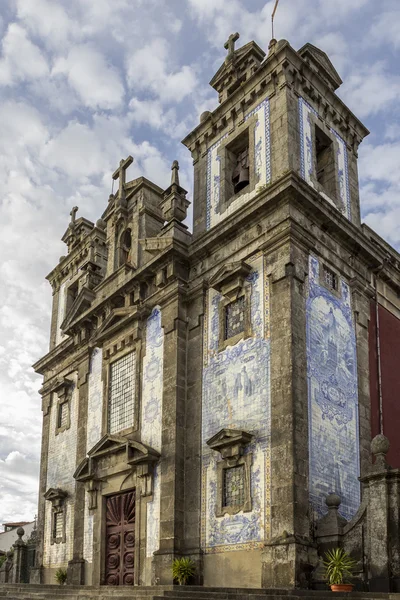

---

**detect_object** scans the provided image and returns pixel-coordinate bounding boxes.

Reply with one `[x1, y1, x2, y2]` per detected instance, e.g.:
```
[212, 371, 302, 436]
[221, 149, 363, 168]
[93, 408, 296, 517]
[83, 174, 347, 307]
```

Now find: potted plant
[55, 567, 68, 585]
[172, 557, 196, 585]
[324, 548, 356, 592]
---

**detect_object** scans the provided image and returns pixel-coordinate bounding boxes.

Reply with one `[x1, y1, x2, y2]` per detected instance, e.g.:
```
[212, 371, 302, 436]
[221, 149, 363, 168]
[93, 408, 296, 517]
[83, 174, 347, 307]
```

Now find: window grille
[108, 352, 135, 434]
[223, 465, 245, 508]
[224, 297, 246, 340]
[54, 512, 63, 540]
[323, 266, 337, 291]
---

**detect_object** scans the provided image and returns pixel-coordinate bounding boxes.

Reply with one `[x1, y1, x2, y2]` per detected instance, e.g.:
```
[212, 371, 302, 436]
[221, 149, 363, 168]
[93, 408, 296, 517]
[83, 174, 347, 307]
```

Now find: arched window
[118, 229, 132, 267]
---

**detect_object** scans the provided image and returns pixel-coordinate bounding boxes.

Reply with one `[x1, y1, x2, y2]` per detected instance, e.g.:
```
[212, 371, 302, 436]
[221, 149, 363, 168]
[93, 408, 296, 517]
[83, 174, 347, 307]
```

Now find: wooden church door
[105, 490, 136, 585]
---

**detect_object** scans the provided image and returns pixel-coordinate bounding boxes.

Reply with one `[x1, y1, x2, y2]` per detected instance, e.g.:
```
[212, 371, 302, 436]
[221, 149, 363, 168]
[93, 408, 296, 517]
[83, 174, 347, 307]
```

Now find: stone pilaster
[262, 239, 317, 588]
[183, 290, 205, 583]
[153, 293, 187, 584]
[350, 279, 373, 477]
[67, 355, 90, 585]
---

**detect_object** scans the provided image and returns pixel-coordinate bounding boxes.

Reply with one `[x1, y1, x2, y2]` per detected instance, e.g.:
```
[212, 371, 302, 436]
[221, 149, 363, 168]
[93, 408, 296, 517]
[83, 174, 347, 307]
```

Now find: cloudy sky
[0, 0, 399, 526]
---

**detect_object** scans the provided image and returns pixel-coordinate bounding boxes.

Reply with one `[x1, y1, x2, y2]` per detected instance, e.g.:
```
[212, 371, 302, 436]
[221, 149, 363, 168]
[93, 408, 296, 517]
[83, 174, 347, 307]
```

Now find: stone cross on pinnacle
[224, 32, 240, 58]
[112, 155, 134, 198]
[70, 206, 78, 224]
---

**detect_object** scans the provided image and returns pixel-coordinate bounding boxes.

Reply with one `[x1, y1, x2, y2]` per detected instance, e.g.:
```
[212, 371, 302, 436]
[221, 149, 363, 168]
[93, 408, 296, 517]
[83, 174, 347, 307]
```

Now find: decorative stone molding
[207, 428, 253, 463]
[207, 429, 253, 517]
[209, 261, 252, 299]
[44, 488, 67, 545]
[74, 435, 160, 503]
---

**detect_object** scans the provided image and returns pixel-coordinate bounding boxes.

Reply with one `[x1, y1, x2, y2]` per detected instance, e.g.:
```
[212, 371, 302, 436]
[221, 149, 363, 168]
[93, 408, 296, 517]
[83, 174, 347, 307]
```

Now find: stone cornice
[187, 172, 400, 294]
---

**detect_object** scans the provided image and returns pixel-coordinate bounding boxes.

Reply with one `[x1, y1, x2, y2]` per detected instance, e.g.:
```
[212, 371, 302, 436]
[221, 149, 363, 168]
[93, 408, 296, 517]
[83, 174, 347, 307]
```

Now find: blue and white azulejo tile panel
[202, 255, 271, 552]
[141, 306, 164, 557]
[298, 97, 351, 221]
[206, 99, 271, 230]
[306, 256, 360, 521]
[86, 347, 103, 452]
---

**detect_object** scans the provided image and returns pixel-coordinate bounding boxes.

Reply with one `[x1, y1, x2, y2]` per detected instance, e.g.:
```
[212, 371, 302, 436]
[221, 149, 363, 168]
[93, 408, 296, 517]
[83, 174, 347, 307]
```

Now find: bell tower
[182, 35, 370, 588]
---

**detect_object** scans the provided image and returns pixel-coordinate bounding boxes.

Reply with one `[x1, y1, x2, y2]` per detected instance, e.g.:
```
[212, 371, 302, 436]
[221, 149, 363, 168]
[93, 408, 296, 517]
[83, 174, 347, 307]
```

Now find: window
[315, 125, 336, 197]
[108, 352, 136, 434]
[224, 297, 246, 340]
[57, 401, 69, 430]
[65, 280, 79, 314]
[223, 465, 245, 508]
[118, 229, 132, 267]
[53, 511, 64, 541]
[323, 265, 338, 291]
[55, 380, 72, 435]
[225, 129, 250, 199]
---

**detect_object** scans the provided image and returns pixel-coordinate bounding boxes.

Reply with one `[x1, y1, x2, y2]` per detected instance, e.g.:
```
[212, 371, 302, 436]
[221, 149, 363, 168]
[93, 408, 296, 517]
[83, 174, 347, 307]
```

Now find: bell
[234, 167, 249, 193]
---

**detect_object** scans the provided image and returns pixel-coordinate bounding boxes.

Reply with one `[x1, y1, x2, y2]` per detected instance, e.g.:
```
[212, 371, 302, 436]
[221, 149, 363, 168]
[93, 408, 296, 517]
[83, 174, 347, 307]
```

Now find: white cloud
[0, 23, 48, 86]
[53, 45, 124, 110]
[15, 0, 73, 50]
[126, 38, 197, 103]
[370, 6, 400, 49]
[340, 63, 400, 118]
[129, 97, 189, 138]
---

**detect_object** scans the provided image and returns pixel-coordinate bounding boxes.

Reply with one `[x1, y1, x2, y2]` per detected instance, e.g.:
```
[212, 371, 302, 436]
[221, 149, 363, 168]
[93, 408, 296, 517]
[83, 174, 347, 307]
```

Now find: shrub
[172, 557, 196, 585]
[55, 567, 68, 585]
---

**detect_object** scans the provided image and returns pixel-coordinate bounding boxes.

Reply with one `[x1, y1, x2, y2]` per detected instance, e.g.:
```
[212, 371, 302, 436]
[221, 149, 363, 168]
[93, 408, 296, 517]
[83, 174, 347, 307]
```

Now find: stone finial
[96, 218, 106, 230]
[326, 493, 341, 509]
[200, 111, 211, 123]
[371, 433, 390, 468]
[171, 160, 180, 186]
[14, 527, 25, 546]
[268, 38, 277, 55]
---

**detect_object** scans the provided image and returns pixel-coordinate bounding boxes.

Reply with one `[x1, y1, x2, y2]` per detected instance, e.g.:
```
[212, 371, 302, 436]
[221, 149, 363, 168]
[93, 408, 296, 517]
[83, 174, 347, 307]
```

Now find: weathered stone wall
[43, 372, 78, 573]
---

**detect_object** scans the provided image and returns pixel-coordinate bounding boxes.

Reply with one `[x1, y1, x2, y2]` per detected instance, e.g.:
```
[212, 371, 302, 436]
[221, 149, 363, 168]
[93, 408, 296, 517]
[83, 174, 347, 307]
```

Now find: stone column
[67, 356, 90, 585]
[153, 293, 187, 583]
[261, 239, 317, 588]
[12, 527, 27, 583]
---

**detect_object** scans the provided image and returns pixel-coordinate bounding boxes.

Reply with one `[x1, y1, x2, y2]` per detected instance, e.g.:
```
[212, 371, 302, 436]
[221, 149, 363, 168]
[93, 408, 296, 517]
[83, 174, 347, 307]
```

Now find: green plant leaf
[323, 548, 357, 585]
[172, 557, 196, 585]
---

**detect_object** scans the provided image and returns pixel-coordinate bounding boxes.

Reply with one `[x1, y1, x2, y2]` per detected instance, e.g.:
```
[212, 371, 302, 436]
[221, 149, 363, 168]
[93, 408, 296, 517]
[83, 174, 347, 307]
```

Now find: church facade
[32, 35, 400, 589]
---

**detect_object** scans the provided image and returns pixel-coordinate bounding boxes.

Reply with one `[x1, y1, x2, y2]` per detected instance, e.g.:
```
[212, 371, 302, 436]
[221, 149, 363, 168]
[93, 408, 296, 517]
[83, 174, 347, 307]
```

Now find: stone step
[1, 587, 400, 600]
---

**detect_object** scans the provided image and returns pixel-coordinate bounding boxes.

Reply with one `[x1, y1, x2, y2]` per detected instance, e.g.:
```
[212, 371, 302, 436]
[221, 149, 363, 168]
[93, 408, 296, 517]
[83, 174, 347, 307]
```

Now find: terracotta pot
[330, 584, 354, 592]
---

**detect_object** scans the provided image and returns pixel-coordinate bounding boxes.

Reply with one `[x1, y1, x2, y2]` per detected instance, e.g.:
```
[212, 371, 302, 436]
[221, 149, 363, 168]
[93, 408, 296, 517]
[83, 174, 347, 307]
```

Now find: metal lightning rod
[271, 0, 281, 40]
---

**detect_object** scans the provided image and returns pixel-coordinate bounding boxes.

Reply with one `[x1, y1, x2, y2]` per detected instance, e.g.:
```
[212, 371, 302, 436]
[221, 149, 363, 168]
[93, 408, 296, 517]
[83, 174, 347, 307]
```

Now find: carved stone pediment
[61, 287, 95, 332]
[44, 487, 67, 508]
[206, 428, 253, 461]
[298, 43, 343, 91]
[74, 435, 160, 499]
[209, 261, 252, 297]
[92, 307, 139, 344]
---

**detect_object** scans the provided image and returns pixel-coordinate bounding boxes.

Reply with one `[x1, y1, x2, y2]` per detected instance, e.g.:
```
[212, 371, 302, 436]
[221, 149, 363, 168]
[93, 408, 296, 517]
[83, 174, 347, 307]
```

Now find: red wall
[369, 302, 400, 468]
